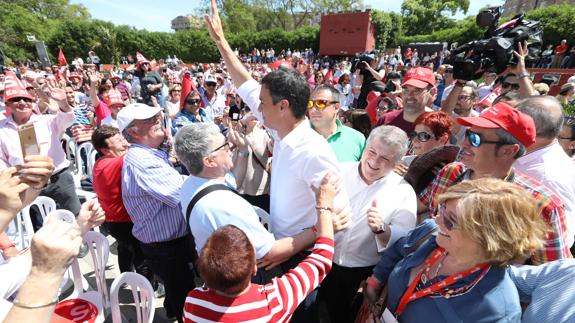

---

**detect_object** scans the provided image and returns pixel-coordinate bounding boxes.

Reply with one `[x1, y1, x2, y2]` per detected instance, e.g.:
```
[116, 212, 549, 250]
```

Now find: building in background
[171, 15, 204, 32]
[503, 0, 575, 16]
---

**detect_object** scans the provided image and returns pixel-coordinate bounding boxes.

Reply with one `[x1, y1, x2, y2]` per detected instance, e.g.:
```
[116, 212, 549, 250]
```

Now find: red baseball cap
[402, 67, 435, 89]
[457, 102, 536, 148]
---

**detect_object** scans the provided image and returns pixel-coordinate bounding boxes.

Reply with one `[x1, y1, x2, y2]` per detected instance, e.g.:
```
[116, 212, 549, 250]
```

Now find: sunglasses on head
[8, 97, 33, 104]
[465, 129, 505, 148]
[438, 203, 459, 231]
[409, 131, 434, 142]
[502, 82, 520, 90]
[307, 99, 338, 110]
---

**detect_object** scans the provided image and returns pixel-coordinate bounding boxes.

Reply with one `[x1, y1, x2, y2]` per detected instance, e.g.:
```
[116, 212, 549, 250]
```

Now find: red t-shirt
[92, 156, 131, 222]
[555, 44, 568, 55]
[377, 109, 415, 134]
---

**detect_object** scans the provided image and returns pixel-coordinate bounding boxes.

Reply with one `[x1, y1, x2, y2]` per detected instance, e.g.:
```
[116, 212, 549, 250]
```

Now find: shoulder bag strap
[185, 184, 238, 225]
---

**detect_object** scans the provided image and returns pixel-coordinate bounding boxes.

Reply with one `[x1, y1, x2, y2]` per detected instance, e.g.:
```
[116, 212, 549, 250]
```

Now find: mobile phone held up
[18, 123, 40, 158]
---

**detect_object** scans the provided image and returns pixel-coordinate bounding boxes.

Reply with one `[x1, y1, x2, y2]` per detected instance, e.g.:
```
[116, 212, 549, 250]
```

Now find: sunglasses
[186, 98, 201, 105]
[8, 97, 33, 103]
[438, 203, 459, 231]
[210, 140, 230, 154]
[502, 82, 520, 90]
[205, 82, 217, 87]
[465, 129, 505, 148]
[457, 95, 472, 101]
[409, 131, 435, 142]
[308, 99, 338, 110]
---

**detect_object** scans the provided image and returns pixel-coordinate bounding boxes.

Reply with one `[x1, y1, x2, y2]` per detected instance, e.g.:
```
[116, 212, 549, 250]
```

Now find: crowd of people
[1, 1, 575, 322]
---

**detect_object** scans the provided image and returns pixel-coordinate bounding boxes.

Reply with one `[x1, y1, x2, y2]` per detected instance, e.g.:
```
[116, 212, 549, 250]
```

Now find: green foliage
[525, 4, 575, 47]
[400, 0, 469, 36]
[399, 15, 484, 46]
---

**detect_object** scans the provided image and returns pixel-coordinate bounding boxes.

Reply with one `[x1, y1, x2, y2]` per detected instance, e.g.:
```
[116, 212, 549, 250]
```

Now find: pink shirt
[0, 111, 74, 172]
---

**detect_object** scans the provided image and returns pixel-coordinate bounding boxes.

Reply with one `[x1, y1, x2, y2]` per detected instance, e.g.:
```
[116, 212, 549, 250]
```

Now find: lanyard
[395, 247, 489, 316]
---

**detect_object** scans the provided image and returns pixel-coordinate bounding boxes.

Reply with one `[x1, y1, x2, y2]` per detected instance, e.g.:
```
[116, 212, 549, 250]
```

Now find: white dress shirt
[237, 79, 349, 239]
[334, 162, 417, 267]
[514, 142, 575, 247]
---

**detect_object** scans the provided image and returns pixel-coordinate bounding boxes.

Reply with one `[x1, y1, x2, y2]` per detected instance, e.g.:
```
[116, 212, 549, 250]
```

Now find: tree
[400, 0, 469, 36]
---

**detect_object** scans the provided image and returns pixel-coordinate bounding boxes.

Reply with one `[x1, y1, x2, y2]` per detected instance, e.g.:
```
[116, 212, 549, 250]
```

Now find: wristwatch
[517, 72, 530, 79]
[374, 223, 385, 235]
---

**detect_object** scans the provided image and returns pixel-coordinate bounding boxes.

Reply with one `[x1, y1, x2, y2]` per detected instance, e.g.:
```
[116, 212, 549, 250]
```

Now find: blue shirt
[373, 220, 521, 323]
[121, 144, 188, 243]
[171, 109, 212, 135]
[508, 260, 575, 323]
[180, 176, 275, 259]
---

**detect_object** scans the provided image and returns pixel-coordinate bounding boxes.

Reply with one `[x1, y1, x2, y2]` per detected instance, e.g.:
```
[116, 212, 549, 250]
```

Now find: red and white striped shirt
[183, 237, 334, 323]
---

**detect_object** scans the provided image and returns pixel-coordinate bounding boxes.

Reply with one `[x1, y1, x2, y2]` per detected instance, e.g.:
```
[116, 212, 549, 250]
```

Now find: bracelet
[12, 297, 59, 309]
[517, 72, 530, 79]
[373, 223, 385, 235]
[366, 277, 382, 290]
[0, 241, 16, 251]
[315, 205, 332, 212]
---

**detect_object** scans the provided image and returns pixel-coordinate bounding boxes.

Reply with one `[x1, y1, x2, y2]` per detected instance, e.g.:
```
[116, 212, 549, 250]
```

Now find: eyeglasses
[308, 99, 339, 110]
[377, 104, 389, 112]
[465, 129, 506, 148]
[457, 95, 472, 101]
[210, 140, 230, 154]
[205, 82, 217, 87]
[7, 97, 33, 104]
[409, 131, 435, 142]
[438, 203, 459, 231]
[186, 98, 201, 105]
[502, 82, 520, 90]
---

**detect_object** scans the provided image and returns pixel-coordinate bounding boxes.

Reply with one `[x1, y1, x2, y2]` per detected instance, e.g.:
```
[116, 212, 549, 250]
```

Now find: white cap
[116, 103, 163, 132]
[204, 74, 217, 84]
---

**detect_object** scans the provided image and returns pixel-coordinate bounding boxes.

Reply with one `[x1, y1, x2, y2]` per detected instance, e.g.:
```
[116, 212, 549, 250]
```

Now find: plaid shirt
[425, 162, 572, 265]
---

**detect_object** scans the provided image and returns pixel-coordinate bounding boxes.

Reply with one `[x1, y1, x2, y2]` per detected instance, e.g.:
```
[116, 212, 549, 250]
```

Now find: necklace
[420, 250, 447, 285]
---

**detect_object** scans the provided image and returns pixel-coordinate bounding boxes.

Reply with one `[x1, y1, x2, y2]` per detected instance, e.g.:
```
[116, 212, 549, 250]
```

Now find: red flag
[58, 48, 68, 66]
[180, 73, 199, 111]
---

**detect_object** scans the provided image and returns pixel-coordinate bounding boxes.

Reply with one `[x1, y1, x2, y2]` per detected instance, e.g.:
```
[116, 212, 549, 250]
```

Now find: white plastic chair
[110, 272, 155, 323]
[21, 196, 57, 238]
[67, 230, 110, 323]
[87, 149, 98, 180]
[75, 142, 94, 177]
[254, 206, 271, 232]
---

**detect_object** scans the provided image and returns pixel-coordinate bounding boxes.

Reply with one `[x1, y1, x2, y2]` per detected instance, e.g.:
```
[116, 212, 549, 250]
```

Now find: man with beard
[441, 82, 480, 144]
[377, 67, 436, 133]
[119, 103, 196, 322]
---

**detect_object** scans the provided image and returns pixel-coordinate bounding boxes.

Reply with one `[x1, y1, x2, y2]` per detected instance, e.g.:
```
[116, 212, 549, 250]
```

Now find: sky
[69, 0, 504, 33]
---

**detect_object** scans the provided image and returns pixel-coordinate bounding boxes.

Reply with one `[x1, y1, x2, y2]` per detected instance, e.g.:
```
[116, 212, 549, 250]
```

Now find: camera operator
[356, 53, 385, 109]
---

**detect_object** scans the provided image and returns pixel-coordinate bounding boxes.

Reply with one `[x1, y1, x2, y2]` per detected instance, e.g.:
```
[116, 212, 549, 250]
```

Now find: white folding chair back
[83, 231, 111, 309]
[21, 196, 57, 234]
[110, 272, 155, 323]
[87, 149, 98, 179]
[66, 136, 77, 163]
[254, 206, 271, 232]
[75, 142, 94, 176]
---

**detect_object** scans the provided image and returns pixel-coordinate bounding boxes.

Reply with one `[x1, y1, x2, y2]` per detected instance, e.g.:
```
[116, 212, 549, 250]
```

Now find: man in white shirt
[205, 3, 349, 321]
[515, 96, 575, 249]
[318, 125, 417, 323]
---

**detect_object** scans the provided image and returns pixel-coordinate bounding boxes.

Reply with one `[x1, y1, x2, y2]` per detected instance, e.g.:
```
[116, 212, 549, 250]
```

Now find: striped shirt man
[424, 162, 572, 265]
[183, 237, 334, 323]
[121, 144, 188, 243]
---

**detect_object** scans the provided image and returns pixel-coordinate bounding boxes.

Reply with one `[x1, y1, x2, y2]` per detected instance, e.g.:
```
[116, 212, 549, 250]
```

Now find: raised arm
[205, 0, 252, 88]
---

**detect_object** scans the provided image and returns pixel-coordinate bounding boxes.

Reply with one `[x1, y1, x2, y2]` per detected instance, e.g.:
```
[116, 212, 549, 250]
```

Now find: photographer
[356, 53, 385, 109]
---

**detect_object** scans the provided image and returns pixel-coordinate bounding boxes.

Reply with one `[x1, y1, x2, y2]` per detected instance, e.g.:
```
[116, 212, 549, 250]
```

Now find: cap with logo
[402, 67, 436, 89]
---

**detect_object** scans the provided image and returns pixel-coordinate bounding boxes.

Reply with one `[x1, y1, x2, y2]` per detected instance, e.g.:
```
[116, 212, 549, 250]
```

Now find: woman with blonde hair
[363, 178, 548, 323]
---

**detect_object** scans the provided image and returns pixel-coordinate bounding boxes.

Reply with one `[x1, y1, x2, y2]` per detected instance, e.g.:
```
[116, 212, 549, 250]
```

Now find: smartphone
[232, 113, 240, 121]
[18, 123, 40, 158]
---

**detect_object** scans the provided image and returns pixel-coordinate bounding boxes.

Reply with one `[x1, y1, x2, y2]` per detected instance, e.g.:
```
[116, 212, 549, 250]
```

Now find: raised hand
[366, 199, 384, 233]
[205, 0, 225, 43]
[0, 168, 29, 222]
[76, 199, 105, 235]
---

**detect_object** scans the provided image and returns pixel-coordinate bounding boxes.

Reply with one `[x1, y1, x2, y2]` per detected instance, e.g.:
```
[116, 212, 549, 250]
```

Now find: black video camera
[350, 51, 377, 73]
[447, 7, 543, 81]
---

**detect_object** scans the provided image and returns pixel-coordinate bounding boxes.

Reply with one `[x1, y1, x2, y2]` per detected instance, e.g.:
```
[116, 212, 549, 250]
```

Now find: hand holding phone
[18, 123, 40, 158]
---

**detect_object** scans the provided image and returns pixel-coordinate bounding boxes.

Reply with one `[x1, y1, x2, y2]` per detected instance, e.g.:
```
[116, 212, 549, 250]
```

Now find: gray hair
[495, 128, 526, 159]
[312, 84, 341, 103]
[517, 96, 563, 140]
[366, 125, 409, 162]
[122, 124, 138, 144]
[174, 123, 221, 175]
